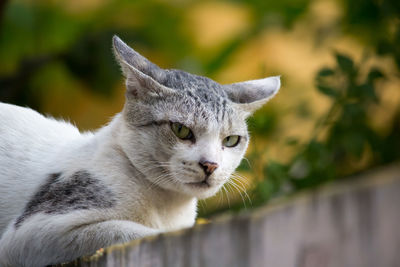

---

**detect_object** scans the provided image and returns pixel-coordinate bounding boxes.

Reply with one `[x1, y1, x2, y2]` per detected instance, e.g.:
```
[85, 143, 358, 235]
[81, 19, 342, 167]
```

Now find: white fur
[0, 103, 197, 266]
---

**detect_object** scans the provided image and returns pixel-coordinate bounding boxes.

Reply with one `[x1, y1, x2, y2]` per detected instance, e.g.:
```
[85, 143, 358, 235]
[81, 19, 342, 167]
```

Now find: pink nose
[199, 160, 219, 176]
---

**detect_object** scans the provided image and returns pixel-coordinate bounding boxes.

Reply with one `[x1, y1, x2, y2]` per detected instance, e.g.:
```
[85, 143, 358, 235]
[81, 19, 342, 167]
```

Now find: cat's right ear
[112, 35, 175, 99]
[224, 76, 280, 117]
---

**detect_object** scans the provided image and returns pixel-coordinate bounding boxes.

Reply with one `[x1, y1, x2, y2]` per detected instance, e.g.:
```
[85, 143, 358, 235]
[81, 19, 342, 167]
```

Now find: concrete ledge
[62, 163, 400, 267]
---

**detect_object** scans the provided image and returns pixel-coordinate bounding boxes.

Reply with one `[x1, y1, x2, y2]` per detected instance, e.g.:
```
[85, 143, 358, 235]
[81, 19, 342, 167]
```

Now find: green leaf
[317, 68, 335, 77]
[263, 161, 288, 189]
[359, 84, 378, 102]
[317, 85, 338, 98]
[367, 68, 384, 82]
[335, 53, 354, 73]
[247, 110, 278, 136]
[344, 132, 366, 158]
[285, 137, 299, 146]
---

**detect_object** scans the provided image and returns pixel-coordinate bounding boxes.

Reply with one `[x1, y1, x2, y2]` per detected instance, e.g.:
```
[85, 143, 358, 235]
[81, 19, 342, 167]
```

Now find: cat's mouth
[186, 180, 211, 189]
[182, 177, 223, 199]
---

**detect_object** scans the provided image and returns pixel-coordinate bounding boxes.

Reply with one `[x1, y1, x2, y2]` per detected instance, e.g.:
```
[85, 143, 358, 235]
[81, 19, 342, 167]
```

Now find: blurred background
[0, 0, 399, 217]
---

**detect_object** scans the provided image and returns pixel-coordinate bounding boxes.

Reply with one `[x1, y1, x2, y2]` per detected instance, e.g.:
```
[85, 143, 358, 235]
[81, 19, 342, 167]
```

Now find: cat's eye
[223, 135, 241, 147]
[171, 122, 194, 140]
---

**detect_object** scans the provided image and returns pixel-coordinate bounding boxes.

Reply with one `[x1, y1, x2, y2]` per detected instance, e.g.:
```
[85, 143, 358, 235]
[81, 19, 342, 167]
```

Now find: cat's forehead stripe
[164, 70, 227, 99]
[221, 99, 227, 121]
[214, 99, 220, 122]
[161, 69, 237, 124]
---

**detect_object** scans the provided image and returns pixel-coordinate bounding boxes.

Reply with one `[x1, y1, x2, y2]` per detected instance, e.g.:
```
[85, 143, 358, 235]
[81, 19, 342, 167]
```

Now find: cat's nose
[199, 160, 219, 176]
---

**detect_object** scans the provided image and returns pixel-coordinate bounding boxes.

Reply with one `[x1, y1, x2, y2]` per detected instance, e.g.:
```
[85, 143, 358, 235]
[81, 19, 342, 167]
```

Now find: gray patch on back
[15, 171, 115, 228]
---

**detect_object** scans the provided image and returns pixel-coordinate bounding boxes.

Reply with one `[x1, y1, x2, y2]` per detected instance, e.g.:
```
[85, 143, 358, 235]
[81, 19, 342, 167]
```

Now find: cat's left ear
[112, 35, 175, 99]
[223, 76, 280, 116]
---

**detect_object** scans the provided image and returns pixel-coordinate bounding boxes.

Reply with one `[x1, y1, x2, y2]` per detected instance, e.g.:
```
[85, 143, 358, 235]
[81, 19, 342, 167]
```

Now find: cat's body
[0, 104, 195, 266]
[0, 36, 280, 266]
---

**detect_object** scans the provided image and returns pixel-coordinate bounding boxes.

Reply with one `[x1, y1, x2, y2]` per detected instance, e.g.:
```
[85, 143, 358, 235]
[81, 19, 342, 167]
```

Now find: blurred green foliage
[251, 53, 400, 206]
[0, 1, 191, 109]
[247, 0, 400, 210]
[342, 0, 400, 68]
[0, 0, 312, 109]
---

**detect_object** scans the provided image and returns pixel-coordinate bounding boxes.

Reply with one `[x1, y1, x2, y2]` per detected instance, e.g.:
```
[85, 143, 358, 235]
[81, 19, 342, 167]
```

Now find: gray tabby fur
[0, 35, 280, 266]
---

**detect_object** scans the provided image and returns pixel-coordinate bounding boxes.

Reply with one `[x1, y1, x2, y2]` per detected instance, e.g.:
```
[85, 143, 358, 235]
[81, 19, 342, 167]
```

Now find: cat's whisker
[155, 173, 174, 186]
[231, 173, 251, 185]
[145, 172, 173, 191]
[216, 187, 225, 207]
[228, 180, 248, 209]
[230, 175, 250, 189]
[230, 175, 251, 193]
[230, 178, 252, 203]
[242, 157, 252, 169]
[227, 183, 239, 206]
[226, 181, 244, 208]
[221, 185, 231, 208]
[198, 199, 206, 212]
[218, 188, 224, 206]
[228, 178, 252, 206]
[234, 173, 251, 184]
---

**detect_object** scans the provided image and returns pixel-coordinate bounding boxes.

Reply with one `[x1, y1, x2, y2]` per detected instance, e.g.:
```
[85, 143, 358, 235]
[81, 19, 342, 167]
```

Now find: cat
[0, 36, 280, 266]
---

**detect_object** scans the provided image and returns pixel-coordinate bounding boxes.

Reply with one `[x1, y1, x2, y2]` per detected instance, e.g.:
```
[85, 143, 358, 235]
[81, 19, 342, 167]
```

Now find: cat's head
[112, 36, 280, 199]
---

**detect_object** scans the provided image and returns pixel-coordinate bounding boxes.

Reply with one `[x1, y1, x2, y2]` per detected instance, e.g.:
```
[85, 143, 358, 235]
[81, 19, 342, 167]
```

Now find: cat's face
[113, 36, 280, 199]
[121, 89, 250, 199]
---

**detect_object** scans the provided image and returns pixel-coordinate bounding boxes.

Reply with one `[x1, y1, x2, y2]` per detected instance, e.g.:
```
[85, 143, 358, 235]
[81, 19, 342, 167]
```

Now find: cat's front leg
[0, 215, 160, 267]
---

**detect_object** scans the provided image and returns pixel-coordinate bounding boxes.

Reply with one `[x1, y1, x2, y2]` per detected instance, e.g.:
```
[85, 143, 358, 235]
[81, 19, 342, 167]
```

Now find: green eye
[171, 122, 194, 140]
[223, 135, 241, 147]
